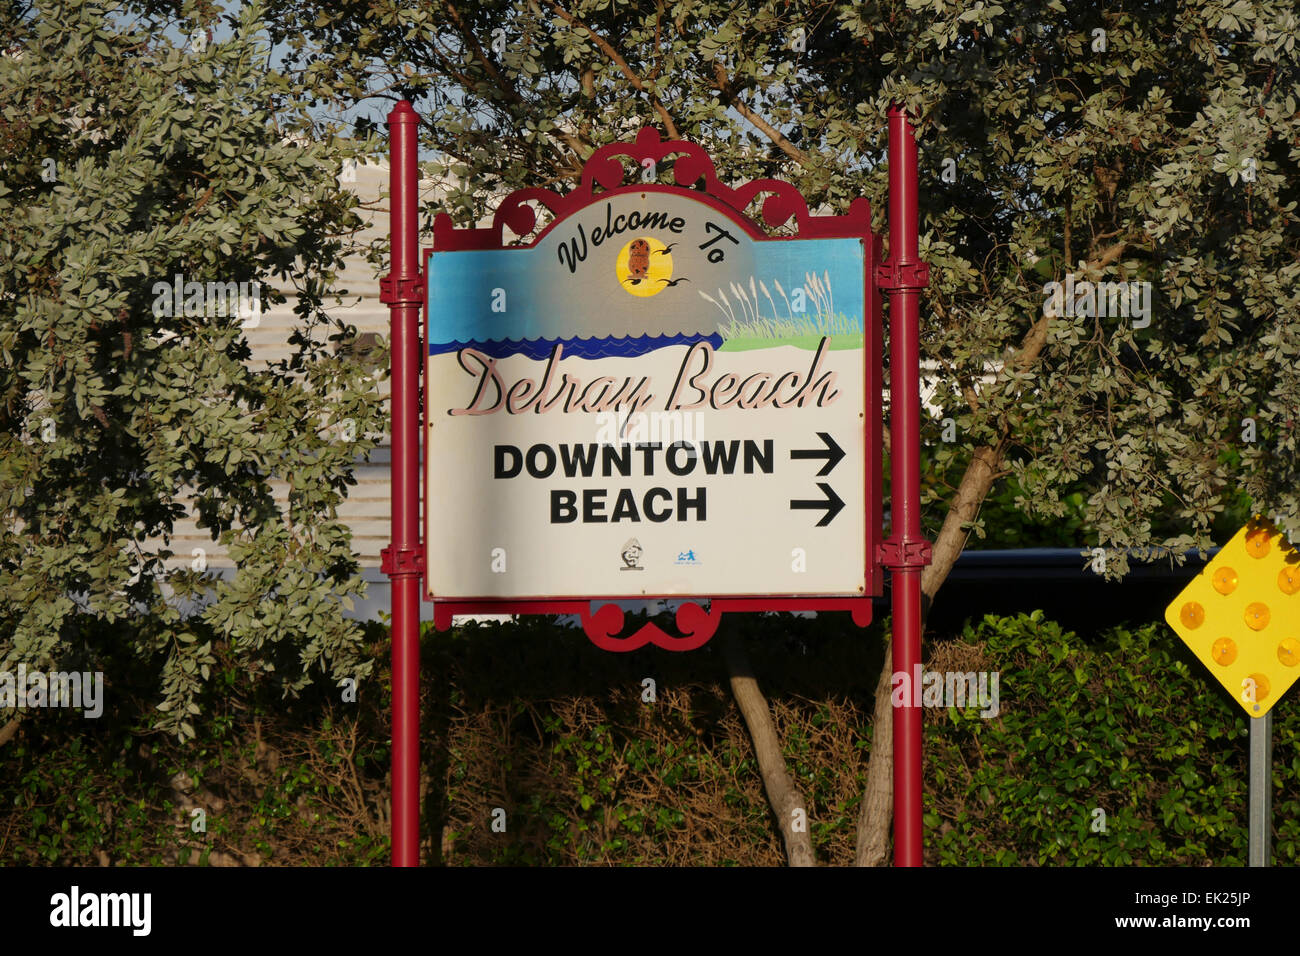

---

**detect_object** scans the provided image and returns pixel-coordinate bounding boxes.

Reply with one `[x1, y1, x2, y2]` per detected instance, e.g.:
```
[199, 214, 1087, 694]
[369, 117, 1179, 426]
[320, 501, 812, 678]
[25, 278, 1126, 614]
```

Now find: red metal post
[879, 106, 931, 867]
[380, 100, 424, 867]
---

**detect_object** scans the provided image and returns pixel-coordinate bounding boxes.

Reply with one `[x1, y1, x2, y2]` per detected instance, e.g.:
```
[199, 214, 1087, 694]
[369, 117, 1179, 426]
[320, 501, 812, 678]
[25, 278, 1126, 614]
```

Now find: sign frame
[421, 127, 884, 651]
[383, 103, 931, 867]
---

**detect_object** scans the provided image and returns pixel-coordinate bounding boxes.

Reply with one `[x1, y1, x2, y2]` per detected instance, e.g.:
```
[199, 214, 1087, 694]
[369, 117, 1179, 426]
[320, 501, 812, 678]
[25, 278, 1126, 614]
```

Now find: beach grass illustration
[699, 271, 863, 351]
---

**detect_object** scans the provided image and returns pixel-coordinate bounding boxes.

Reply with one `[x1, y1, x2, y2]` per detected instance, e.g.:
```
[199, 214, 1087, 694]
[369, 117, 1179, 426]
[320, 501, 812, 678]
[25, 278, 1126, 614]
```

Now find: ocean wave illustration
[428, 332, 724, 360]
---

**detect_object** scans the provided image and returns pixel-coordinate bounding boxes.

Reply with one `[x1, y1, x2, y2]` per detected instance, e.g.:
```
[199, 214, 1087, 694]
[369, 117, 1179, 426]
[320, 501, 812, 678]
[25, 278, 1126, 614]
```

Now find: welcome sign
[424, 132, 882, 613]
[386, 109, 928, 866]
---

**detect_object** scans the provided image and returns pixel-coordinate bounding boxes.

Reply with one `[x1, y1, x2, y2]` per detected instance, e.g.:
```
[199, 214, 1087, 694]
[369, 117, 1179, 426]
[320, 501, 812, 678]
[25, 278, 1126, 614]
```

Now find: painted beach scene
[427, 190, 866, 361]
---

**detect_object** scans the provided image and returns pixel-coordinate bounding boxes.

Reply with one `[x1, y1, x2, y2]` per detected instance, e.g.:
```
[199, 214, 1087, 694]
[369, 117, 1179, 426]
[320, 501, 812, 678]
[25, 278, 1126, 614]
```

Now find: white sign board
[425, 189, 872, 601]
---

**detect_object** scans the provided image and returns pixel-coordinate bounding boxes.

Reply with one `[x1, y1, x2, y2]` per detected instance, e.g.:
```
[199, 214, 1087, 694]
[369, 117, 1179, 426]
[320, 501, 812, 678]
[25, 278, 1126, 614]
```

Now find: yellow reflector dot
[1242, 673, 1270, 711]
[1279, 638, 1300, 667]
[1211, 637, 1237, 666]
[1245, 602, 1271, 630]
[1213, 567, 1239, 595]
[1180, 602, 1205, 628]
[1246, 530, 1271, 558]
[1279, 566, 1300, 595]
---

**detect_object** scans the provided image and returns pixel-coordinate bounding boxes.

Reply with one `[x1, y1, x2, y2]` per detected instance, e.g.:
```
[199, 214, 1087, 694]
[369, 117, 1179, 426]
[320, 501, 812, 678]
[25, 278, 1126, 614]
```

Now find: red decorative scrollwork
[432, 127, 873, 251]
[579, 601, 722, 652]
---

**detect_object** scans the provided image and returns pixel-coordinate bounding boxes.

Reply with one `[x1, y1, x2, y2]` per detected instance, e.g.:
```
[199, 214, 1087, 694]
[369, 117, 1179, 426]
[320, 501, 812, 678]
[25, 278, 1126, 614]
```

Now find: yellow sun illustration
[616, 236, 673, 297]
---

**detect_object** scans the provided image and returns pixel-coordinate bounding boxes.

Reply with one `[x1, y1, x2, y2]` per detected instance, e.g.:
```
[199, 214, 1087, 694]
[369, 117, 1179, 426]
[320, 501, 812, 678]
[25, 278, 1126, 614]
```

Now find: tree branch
[853, 653, 894, 865]
[723, 631, 815, 866]
[1089, 238, 1132, 272]
[857, 280, 1067, 860]
[712, 62, 810, 167]
[442, 0, 593, 162]
[545, 1, 680, 139]
[443, 0, 519, 105]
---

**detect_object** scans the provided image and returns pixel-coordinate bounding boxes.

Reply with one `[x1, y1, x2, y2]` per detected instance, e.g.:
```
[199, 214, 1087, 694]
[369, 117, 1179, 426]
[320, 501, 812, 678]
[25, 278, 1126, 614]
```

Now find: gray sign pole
[1248, 712, 1271, 866]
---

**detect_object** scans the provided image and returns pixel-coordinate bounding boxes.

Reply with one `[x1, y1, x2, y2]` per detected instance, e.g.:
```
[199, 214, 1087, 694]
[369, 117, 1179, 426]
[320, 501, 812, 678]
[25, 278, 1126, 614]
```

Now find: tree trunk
[850, 287, 1071, 865]
[723, 632, 816, 867]
[853, 648, 896, 865]
[853, 440, 1009, 864]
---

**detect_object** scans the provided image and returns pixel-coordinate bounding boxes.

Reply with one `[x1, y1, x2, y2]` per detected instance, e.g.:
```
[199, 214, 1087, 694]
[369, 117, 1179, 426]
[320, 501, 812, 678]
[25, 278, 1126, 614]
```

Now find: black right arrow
[790, 483, 844, 527]
[790, 432, 845, 476]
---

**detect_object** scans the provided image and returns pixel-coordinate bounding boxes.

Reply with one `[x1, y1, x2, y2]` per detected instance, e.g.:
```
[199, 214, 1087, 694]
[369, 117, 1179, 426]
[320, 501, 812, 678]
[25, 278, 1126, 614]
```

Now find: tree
[0, 0, 384, 740]
[261, 0, 1300, 862]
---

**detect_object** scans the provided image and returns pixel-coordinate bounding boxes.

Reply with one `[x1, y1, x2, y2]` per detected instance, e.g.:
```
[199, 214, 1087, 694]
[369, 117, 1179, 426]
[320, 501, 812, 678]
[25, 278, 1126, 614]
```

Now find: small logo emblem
[620, 538, 644, 571]
[674, 549, 701, 566]
[616, 237, 685, 296]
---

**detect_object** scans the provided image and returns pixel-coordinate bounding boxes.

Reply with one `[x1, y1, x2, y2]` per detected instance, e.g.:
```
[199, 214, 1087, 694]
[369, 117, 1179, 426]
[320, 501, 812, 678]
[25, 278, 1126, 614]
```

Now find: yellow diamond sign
[1165, 518, 1300, 717]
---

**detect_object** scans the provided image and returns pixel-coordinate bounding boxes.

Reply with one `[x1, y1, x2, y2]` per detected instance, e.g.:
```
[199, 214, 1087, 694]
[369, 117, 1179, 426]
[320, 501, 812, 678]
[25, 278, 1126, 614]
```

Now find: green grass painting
[699, 271, 863, 351]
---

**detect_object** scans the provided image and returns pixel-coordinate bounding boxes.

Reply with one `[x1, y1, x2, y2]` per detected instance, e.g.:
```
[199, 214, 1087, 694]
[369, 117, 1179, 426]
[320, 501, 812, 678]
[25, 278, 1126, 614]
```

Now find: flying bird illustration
[657, 276, 690, 287]
[654, 242, 678, 255]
